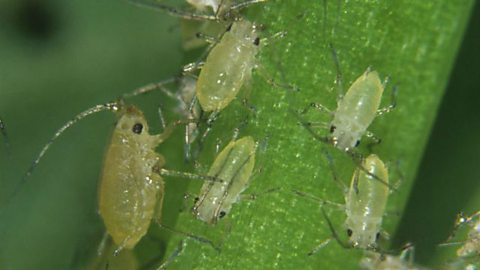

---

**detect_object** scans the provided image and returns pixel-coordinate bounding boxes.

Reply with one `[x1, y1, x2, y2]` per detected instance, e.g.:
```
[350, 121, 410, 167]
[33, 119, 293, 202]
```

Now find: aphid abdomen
[196, 20, 259, 112]
[99, 108, 165, 250]
[345, 154, 389, 248]
[193, 136, 256, 224]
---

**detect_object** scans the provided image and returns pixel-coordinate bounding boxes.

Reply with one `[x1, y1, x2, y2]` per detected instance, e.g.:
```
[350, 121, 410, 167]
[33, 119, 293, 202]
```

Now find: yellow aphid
[98, 105, 169, 250]
[193, 136, 256, 224]
[196, 20, 261, 112]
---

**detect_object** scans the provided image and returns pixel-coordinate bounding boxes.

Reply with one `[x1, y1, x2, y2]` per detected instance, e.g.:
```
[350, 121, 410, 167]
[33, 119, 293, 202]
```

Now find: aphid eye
[355, 140, 361, 147]
[132, 123, 143, 134]
[347, 229, 353, 237]
[330, 125, 336, 133]
[375, 232, 381, 241]
[219, 211, 226, 219]
[253, 37, 260, 46]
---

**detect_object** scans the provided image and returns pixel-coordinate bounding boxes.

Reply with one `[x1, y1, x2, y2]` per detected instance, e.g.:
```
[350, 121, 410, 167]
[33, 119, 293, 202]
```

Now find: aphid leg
[290, 109, 331, 145]
[323, 149, 348, 193]
[126, 0, 217, 21]
[155, 240, 187, 270]
[320, 207, 351, 249]
[157, 223, 220, 252]
[377, 84, 398, 116]
[291, 189, 345, 211]
[329, 42, 344, 101]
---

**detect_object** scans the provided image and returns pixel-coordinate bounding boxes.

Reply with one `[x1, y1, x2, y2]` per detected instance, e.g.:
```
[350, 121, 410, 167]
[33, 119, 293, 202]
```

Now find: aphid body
[99, 105, 168, 250]
[196, 20, 260, 112]
[344, 154, 389, 249]
[330, 69, 384, 151]
[192, 136, 256, 224]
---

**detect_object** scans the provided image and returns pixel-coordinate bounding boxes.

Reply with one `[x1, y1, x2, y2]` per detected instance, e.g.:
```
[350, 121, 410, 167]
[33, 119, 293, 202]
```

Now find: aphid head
[115, 106, 149, 136]
[346, 227, 380, 250]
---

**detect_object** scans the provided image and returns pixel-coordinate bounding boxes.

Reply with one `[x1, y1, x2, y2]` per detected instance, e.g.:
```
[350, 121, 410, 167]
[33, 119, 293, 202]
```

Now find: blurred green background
[0, 0, 478, 269]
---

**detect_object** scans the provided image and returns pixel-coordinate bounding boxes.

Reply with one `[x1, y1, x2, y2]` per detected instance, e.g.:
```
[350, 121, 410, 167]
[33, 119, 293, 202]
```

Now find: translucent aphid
[192, 135, 256, 224]
[19, 101, 223, 252]
[295, 154, 390, 254]
[194, 19, 262, 113]
[360, 245, 428, 270]
[299, 45, 397, 152]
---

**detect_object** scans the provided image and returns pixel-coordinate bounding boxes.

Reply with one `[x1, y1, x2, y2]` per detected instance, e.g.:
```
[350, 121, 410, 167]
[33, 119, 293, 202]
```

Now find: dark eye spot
[219, 211, 226, 219]
[347, 229, 353, 237]
[253, 37, 260, 46]
[376, 232, 381, 241]
[132, 123, 143, 134]
[330, 125, 336, 133]
[355, 140, 361, 147]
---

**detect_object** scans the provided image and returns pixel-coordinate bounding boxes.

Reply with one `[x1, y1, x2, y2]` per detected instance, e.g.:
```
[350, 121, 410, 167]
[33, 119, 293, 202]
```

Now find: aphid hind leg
[377, 84, 398, 116]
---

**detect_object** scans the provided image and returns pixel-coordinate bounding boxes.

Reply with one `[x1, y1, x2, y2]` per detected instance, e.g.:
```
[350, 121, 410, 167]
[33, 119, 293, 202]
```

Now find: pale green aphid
[300, 154, 390, 255]
[195, 19, 261, 112]
[193, 136, 256, 224]
[344, 154, 389, 249]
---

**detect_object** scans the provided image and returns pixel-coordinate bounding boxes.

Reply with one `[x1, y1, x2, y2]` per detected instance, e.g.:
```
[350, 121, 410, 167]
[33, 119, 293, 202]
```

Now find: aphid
[295, 153, 390, 254]
[192, 135, 256, 224]
[299, 45, 397, 152]
[360, 246, 427, 270]
[194, 19, 262, 113]
[20, 101, 223, 253]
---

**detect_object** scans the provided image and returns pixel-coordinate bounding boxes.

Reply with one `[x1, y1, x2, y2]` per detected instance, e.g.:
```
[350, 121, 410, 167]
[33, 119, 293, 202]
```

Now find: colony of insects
[9, 0, 426, 269]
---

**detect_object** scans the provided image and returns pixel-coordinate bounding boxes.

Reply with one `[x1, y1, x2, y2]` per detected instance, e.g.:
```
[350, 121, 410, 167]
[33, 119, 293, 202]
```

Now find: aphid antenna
[126, 0, 217, 21]
[349, 152, 397, 191]
[0, 117, 10, 154]
[121, 77, 178, 100]
[291, 189, 344, 210]
[16, 102, 122, 197]
[320, 206, 352, 250]
[328, 42, 344, 101]
[157, 223, 221, 252]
